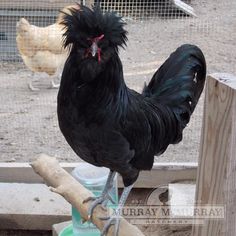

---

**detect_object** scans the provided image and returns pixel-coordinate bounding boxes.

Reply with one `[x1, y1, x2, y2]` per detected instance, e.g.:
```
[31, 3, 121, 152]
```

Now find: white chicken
[16, 5, 77, 90]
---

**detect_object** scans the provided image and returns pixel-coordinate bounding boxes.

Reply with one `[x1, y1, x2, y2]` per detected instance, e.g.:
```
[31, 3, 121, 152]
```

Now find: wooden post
[191, 73, 236, 236]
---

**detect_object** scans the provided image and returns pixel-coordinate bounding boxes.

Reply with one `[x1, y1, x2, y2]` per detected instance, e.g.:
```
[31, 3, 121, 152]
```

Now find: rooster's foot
[101, 215, 120, 236]
[83, 194, 115, 220]
[28, 81, 40, 91]
[51, 79, 60, 89]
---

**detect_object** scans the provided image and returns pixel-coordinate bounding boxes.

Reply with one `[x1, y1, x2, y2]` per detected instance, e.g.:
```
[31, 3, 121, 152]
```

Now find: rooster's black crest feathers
[61, 4, 127, 50]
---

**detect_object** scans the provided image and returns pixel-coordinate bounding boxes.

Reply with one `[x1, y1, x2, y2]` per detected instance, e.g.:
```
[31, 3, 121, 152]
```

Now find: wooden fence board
[0, 161, 197, 188]
[192, 73, 236, 236]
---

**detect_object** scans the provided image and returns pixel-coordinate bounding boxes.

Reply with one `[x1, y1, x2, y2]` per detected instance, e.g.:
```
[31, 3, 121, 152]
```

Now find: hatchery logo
[109, 205, 225, 225]
[109, 185, 224, 225]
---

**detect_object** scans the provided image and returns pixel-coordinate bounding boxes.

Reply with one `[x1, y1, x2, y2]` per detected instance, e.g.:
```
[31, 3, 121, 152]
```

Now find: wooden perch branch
[31, 154, 145, 236]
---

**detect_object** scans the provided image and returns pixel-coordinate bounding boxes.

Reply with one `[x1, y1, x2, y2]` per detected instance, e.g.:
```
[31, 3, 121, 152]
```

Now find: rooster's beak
[91, 42, 98, 57]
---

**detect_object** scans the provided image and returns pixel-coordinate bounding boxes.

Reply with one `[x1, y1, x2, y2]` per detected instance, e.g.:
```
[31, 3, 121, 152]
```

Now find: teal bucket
[59, 224, 102, 236]
[59, 224, 73, 236]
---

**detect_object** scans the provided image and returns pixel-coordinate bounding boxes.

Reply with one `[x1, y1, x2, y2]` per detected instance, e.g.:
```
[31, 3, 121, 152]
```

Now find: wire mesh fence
[0, 0, 236, 163]
[99, 0, 195, 19]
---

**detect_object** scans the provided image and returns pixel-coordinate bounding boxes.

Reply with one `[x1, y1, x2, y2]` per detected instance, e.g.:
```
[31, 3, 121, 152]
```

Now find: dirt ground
[0, 0, 236, 235]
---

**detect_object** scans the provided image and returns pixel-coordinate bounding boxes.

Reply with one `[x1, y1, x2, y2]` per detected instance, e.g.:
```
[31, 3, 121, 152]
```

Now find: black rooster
[58, 4, 206, 235]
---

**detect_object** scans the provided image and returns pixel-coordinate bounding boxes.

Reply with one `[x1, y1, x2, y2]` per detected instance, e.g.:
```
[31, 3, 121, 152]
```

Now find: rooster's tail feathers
[143, 44, 206, 130]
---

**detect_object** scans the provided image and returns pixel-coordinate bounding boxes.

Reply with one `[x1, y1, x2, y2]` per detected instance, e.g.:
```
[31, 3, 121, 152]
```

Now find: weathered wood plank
[191, 73, 236, 236]
[0, 183, 70, 230]
[0, 161, 197, 188]
[0, 181, 198, 231]
[0, 184, 151, 230]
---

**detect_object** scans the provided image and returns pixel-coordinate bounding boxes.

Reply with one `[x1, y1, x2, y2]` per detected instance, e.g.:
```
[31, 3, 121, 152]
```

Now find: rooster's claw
[83, 194, 115, 221]
[101, 215, 120, 236]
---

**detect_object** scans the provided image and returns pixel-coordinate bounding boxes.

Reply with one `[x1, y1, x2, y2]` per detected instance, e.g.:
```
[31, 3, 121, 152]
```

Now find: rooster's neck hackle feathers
[61, 4, 127, 51]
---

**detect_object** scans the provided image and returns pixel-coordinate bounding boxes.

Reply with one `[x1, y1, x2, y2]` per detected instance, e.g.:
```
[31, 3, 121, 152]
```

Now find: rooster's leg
[28, 72, 39, 91]
[51, 77, 60, 89]
[83, 170, 116, 220]
[101, 184, 133, 236]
